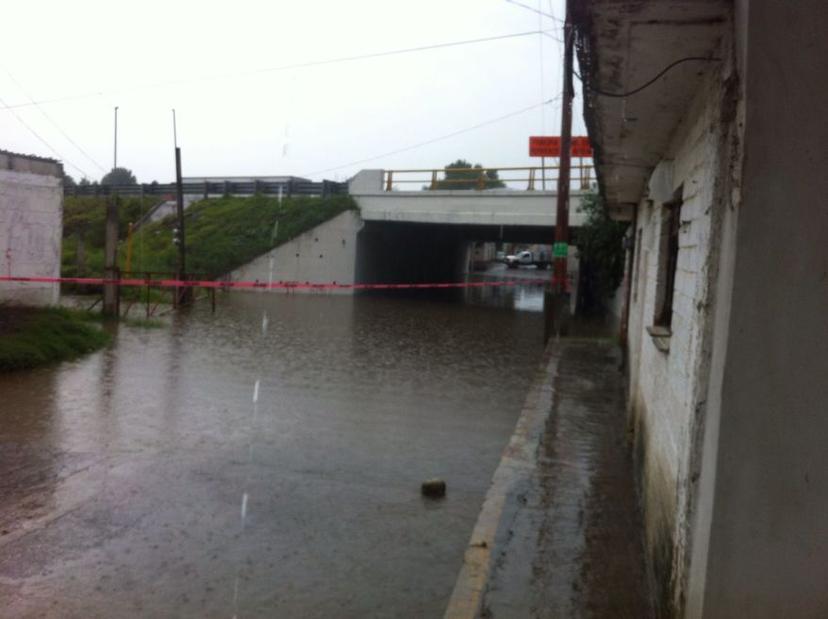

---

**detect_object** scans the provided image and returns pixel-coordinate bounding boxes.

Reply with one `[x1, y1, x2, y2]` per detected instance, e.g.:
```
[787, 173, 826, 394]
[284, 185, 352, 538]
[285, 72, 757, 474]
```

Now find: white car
[505, 250, 534, 268]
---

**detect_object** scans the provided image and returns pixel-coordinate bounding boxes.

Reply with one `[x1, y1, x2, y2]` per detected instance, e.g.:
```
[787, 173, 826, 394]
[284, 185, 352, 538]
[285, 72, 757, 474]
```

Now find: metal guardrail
[65, 179, 349, 198]
[382, 164, 595, 192]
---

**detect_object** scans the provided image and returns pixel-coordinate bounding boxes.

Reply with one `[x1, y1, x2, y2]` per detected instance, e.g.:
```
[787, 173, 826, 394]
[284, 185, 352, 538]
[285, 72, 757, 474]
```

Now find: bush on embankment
[61, 194, 358, 280]
[62, 195, 159, 278]
[0, 306, 110, 371]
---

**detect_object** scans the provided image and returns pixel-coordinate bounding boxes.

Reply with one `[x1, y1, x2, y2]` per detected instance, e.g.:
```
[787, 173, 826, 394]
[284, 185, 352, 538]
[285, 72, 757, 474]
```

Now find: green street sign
[553, 242, 569, 258]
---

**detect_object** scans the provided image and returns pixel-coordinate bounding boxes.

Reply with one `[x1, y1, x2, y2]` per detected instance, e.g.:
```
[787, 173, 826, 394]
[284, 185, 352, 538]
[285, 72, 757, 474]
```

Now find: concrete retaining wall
[0, 152, 64, 306]
[226, 210, 362, 293]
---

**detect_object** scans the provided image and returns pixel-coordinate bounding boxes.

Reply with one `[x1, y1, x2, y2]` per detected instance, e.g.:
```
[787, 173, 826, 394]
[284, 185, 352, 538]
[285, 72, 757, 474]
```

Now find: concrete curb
[443, 338, 561, 619]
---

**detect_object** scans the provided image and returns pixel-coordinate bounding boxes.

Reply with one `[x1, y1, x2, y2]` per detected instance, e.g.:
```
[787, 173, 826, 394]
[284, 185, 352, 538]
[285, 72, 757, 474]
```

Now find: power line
[4, 69, 107, 172]
[1, 30, 550, 111]
[575, 56, 722, 98]
[0, 93, 90, 178]
[303, 95, 562, 177]
[505, 0, 565, 24]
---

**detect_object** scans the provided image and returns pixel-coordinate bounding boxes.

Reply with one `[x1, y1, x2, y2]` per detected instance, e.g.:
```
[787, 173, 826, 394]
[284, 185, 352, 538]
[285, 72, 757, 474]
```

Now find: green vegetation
[0, 307, 110, 372]
[62, 194, 357, 280]
[431, 159, 505, 190]
[101, 166, 138, 185]
[576, 191, 629, 314]
[62, 195, 159, 277]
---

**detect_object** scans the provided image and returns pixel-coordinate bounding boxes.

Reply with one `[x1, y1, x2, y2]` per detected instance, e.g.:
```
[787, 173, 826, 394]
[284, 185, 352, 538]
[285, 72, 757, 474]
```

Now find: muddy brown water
[0, 275, 546, 617]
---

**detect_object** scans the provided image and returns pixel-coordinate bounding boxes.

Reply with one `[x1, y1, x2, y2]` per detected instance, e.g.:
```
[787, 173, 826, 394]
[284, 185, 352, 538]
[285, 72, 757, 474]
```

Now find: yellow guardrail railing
[382, 163, 594, 192]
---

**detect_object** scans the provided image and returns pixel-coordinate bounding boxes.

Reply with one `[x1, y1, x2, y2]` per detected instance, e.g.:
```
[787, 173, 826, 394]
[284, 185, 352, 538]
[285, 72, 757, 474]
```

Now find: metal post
[113, 106, 119, 170]
[541, 156, 546, 190]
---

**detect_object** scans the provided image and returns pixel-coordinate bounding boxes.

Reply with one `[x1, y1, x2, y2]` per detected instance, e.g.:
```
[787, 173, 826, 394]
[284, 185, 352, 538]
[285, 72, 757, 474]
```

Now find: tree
[62, 173, 76, 188]
[575, 191, 628, 315]
[432, 159, 505, 190]
[101, 167, 137, 186]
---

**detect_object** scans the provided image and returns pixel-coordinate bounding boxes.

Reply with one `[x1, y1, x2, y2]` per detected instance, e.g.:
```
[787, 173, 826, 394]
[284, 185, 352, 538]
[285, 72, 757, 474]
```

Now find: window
[654, 189, 682, 330]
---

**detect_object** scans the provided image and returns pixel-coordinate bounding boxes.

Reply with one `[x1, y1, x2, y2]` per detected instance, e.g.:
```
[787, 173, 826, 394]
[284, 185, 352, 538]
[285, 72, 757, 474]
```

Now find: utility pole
[545, 0, 574, 341]
[102, 196, 119, 316]
[172, 110, 189, 305]
[103, 106, 120, 317]
[554, 5, 574, 295]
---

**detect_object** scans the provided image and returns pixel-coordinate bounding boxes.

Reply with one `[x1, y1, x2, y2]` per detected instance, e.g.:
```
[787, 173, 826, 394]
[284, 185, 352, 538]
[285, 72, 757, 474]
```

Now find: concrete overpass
[228, 166, 594, 291]
[349, 169, 586, 238]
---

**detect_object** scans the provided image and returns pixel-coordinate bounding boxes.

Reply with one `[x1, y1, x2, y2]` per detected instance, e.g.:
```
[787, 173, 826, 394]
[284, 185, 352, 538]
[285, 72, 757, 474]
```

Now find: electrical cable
[4, 69, 107, 173]
[504, 0, 564, 24]
[302, 95, 561, 177]
[575, 56, 722, 98]
[0, 93, 90, 178]
[1, 30, 551, 111]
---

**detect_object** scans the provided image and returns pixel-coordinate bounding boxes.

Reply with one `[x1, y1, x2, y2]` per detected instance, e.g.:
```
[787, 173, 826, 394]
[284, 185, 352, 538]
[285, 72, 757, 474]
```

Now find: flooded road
[0, 278, 546, 617]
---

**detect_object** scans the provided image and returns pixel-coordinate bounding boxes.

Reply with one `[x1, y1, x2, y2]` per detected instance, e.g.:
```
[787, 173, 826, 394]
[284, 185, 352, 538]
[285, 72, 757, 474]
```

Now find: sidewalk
[445, 338, 653, 618]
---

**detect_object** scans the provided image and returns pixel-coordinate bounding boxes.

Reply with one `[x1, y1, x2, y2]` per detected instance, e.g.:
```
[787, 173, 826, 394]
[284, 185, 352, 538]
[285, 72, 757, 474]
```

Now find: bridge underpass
[227, 166, 593, 290]
[350, 169, 588, 286]
[353, 220, 579, 286]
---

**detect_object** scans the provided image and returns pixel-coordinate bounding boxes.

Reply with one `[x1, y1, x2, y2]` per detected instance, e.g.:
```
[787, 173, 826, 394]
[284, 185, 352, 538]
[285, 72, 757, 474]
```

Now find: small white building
[0, 150, 64, 306]
[576, 1, 828, 617]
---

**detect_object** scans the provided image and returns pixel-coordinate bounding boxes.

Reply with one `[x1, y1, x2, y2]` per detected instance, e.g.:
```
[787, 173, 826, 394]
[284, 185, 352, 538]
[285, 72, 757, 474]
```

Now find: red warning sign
[529, 136, 561, 157]
[529, 136, 592, 157]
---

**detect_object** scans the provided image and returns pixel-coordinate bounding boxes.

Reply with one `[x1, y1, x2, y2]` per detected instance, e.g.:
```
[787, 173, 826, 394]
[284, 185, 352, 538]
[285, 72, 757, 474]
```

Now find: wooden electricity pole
[544, 1, 574, 341]
[554, 7, 574, 295]
[102, 195, 119, 316]
[173, 110, 190, 305]
[103, 106, 120, 317]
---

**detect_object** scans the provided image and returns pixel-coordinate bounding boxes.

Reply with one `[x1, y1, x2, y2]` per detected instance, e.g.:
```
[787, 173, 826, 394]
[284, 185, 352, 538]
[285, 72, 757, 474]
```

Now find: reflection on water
[465, 263, 548, 312]
[0, 284, 546, 618]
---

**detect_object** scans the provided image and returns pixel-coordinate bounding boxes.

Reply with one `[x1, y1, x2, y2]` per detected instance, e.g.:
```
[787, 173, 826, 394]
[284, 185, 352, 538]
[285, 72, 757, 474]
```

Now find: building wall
[226, 210, 362, 294]
[0, 153, 64, 306]
[626, 52, 735, 615]
[694, 1, 828, 616]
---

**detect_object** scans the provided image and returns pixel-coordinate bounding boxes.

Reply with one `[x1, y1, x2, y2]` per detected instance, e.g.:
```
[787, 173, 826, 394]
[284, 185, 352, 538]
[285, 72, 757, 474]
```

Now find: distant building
[0, 150, 64, 305]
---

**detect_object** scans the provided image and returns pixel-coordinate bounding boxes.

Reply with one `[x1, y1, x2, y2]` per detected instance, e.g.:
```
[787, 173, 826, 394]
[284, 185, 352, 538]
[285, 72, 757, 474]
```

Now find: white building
[0, 150, 64, 306]
[576, 1, 828, 617]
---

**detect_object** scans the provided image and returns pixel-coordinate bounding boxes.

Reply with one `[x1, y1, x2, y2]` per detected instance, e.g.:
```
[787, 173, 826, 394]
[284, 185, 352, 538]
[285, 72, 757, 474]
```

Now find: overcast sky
[0, 0, 585, 183]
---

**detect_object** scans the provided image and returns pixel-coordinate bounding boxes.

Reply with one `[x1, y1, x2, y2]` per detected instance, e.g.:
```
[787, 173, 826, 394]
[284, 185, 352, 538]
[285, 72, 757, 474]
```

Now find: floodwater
[0, 273, 546, 617]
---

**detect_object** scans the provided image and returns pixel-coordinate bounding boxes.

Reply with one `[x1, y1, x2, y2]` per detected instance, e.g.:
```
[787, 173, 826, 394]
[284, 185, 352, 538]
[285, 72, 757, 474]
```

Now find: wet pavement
[478, 339, 653, 618]
[0, 285, 546, 618]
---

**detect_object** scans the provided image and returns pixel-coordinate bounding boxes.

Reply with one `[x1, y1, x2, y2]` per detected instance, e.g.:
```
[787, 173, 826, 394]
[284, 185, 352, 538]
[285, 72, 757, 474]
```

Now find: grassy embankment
[62, 194, 357, 290]
[0, 307, 111, 372]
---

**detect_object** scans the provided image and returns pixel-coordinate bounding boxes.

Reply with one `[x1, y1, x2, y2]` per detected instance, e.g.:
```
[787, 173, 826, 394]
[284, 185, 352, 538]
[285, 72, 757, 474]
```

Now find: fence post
[385, 171, 393, 192]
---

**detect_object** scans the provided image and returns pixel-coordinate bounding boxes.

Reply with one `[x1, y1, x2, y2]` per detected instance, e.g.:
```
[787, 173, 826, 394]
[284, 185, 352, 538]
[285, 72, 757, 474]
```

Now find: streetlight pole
[113, 106, 119, 170]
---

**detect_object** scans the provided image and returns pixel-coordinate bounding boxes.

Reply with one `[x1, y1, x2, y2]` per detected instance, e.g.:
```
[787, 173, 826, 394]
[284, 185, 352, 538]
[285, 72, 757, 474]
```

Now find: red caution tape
[0, 275, 557, 291]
